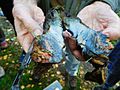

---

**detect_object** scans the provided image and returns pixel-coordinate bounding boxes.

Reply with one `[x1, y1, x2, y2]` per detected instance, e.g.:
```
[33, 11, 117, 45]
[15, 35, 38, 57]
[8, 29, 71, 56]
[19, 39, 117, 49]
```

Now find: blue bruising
[64, 17, 111, 57]
[38, 16, 64, 63]
[37, 8, 111, 63]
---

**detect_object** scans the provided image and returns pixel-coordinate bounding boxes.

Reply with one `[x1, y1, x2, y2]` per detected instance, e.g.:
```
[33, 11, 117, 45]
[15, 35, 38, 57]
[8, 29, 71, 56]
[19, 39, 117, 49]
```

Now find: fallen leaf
[3, 55, 8, 60]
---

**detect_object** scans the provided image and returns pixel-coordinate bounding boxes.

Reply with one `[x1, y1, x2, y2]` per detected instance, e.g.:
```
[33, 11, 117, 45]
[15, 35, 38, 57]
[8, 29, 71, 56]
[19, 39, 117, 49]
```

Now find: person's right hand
[77, 1, 120, 40]
[13, 0, 45, 52]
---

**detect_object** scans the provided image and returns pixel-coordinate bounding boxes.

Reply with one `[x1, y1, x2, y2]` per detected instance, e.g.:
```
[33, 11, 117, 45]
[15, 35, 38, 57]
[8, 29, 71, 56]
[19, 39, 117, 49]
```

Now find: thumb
[33, 6, 45, 36]
[33, 6, 45, 25]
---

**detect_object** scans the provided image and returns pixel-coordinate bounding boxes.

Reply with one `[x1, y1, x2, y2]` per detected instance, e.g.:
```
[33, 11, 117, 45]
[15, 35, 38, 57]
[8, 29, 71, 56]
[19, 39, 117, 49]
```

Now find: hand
[13, 0, 45, 52]
[77, 1, 120, 40]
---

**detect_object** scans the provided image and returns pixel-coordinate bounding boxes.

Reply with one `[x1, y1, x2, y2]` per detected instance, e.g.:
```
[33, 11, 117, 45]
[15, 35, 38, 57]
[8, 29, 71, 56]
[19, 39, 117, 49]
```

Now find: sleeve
[103, 0, 120, 12]
[37, 0, 51, 15]
[64, 0, 98, 16]
[64, 0, 84, 16]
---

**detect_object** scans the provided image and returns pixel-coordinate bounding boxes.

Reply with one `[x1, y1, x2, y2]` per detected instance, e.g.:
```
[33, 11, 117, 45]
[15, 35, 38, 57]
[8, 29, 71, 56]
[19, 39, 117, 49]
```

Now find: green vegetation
[0, 17, 119, 90]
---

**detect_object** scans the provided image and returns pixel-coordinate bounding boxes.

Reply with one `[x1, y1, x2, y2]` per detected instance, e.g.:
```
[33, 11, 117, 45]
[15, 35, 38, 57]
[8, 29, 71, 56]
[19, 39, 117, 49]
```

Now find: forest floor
[0, 16, 119, 90]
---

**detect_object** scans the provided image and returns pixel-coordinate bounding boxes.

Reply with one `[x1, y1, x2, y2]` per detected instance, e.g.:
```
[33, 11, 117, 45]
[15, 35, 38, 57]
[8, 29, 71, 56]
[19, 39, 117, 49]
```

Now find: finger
[33, 6, 45, 36]
[14, 0, 37, 5]
[17, 33, 34, 52]
[14, 18, 34, 52]
[102, 28, 120, 40]
[33, 6, 45, 24]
